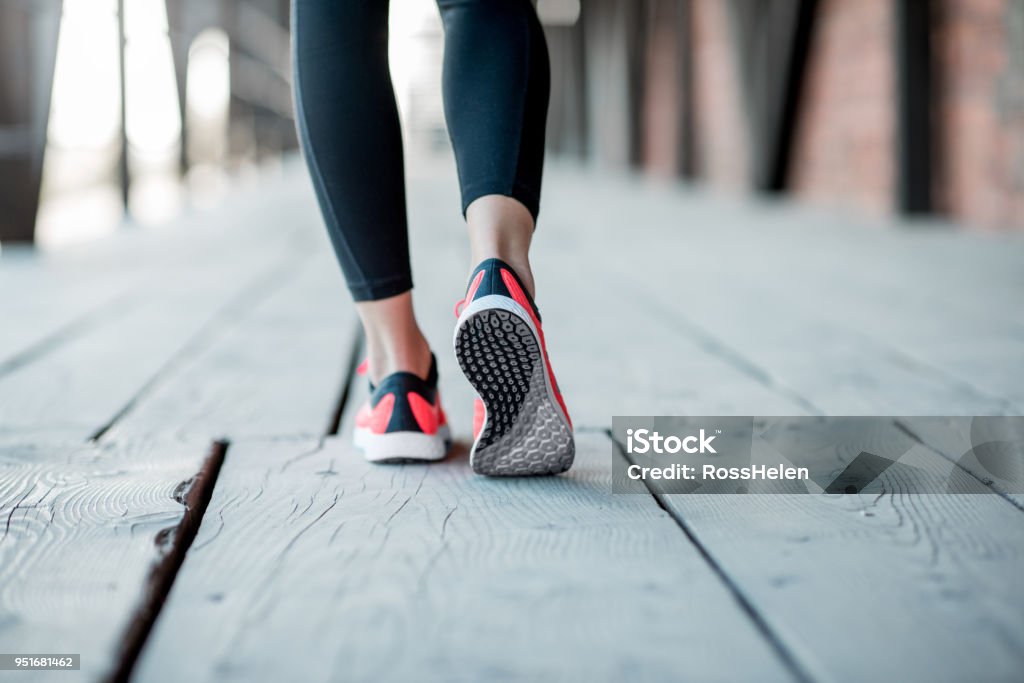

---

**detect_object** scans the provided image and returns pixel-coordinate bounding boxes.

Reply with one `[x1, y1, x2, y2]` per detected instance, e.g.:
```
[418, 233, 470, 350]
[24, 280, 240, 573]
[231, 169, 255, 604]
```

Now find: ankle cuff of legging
[348, 275, 414, 302]
[460, 180, 541, 222]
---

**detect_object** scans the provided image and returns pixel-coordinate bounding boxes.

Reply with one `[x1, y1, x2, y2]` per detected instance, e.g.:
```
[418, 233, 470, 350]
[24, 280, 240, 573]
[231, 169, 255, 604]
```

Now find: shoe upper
[355, 354, 447, 436]
[456, 258, 542, 321]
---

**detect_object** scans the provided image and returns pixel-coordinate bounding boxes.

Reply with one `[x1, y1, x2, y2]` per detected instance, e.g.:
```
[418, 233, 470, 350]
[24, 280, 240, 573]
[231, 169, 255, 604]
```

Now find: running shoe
[453, 258, 574, 476]
[353, 354, 451, 463]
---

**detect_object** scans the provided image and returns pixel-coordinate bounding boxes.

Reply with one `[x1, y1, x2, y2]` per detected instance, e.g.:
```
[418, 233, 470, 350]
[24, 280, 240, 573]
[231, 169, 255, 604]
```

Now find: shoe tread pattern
[455, 308, 574, 476]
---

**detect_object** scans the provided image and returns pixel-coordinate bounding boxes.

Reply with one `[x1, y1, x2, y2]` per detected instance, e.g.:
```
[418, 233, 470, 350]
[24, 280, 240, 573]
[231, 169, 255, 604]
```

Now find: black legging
[292, 0, 550, 302]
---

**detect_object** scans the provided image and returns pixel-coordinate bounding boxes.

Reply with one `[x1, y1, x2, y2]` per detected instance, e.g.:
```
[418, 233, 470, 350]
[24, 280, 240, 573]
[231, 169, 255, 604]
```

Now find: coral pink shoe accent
[438, 394, 448, 428]
[454, 270, 486, 318]
[356, 358, 369, 376]
[472, 397, 486, 440]
[358, 393, 394, 434]
[354, 352, 448, 463]
[355, 405, 370, 429]
[499, 269, 572, 428]
[407, 391, 440, 435]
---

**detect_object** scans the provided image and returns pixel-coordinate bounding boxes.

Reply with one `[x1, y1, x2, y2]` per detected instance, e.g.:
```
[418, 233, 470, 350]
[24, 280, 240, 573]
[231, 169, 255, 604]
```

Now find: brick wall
[933, 0, 1024, 229]
[690, 0, 749, 191]
[559, 0, 1024, 229]
[788, 0, 896, 215]
[641, 1, 684, 177]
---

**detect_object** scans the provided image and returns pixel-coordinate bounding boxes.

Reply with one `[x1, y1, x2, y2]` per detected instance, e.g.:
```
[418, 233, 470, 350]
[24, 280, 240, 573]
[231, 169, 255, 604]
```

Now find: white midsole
[354, 425, 450, 462]
[453, 293, 573, 443]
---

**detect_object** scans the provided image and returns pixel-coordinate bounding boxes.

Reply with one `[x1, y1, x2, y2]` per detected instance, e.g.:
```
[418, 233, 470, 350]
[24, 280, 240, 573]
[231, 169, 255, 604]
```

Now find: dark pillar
[544, 17, 588, 159]
[581, 0, 645, 169]
[726, 0, 817, 192]
[0, 0, 62, 243]
[165, 0, 195, 175]
[895, 0, 932, 214]
[117, 0, 130, 212]
[639, 0, 693, 178]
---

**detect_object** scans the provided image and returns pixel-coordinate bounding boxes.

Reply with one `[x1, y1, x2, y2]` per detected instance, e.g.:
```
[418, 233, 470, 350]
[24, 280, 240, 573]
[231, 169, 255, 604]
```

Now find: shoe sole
[355, 425, 450, 464]
[454, 295, 574, 476]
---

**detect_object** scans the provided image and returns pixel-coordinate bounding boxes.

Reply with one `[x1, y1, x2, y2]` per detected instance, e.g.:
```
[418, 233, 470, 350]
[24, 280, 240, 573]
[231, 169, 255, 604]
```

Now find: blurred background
[1, 0, 1022, 250]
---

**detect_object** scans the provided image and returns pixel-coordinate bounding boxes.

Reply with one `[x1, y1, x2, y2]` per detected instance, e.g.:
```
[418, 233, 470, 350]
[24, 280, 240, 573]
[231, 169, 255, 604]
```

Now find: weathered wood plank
[582, 227, 1024, 504]
[0, 172, 318, 368]
[103, 250, 357, 443]
[0, 170, 356, 682]
[0, 253, 295, 443]
[133, 431, 795, 682]
[898, 416, 1024, 509]
[629, 430, 1024, 682]
[403, 164, 1024, 682]
[0, 439, 222, 683]
[530, 169, 1024, 679]
[0, 249, 141, 375]
[609, 265, 1015, 416]
[520, 165, 1022, 432]
[0, 174, 333, 443]
[2, 158, 1017, 683]
[537, 165, 1024, 410]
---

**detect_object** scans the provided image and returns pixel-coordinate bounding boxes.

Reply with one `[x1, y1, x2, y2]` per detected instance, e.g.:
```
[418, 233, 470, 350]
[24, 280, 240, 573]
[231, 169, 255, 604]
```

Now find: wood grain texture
[133, 430, 794, 683]
[0, 256, 289, 443]
[0, 440, 219, 682]
[898, 416, 1024, 508]
[519, 166, 1023, 499]
[103, 249, 357, 444]
[0, 251, 140, 378]
[0, 172, 334, 443]
[1, 158, 1020, 683]
[635, 438, 1024, 681]
[535, 165, 1024, 412]
[0, 172, 319, 371]
[404, 163, 1024, 682]
[606, 265, 1018, 416]
[0, 169, 353, 682]
[524, 169, 1024, 680]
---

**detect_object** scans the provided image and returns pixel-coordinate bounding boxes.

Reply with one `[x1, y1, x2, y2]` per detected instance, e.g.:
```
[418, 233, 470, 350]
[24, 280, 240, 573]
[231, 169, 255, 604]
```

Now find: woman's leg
[466, 197, 536, 296]
[436, 0, 551, 296]
[441, 1, 573, 476]
[292, 0, 430, 382]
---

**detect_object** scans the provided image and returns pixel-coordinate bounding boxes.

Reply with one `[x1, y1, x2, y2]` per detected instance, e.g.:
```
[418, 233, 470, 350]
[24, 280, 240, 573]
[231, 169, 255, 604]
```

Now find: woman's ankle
[355, 292, 433, 382]
[466, 195, 536, 297]
[365, 336, 432, 383]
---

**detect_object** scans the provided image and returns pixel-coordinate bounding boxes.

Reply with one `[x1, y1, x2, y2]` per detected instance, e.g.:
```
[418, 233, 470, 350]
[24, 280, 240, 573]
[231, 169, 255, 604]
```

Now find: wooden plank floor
[0, 440, 221, 683]
[0, 169, 356, 682]
[1, 157, 1022, 682]
[132, 432, 792, 683]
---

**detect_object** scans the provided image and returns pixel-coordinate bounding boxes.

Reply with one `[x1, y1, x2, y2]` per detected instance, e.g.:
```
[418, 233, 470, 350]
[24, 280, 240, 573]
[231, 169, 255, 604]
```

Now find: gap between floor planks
[130, 428, 797, 683]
